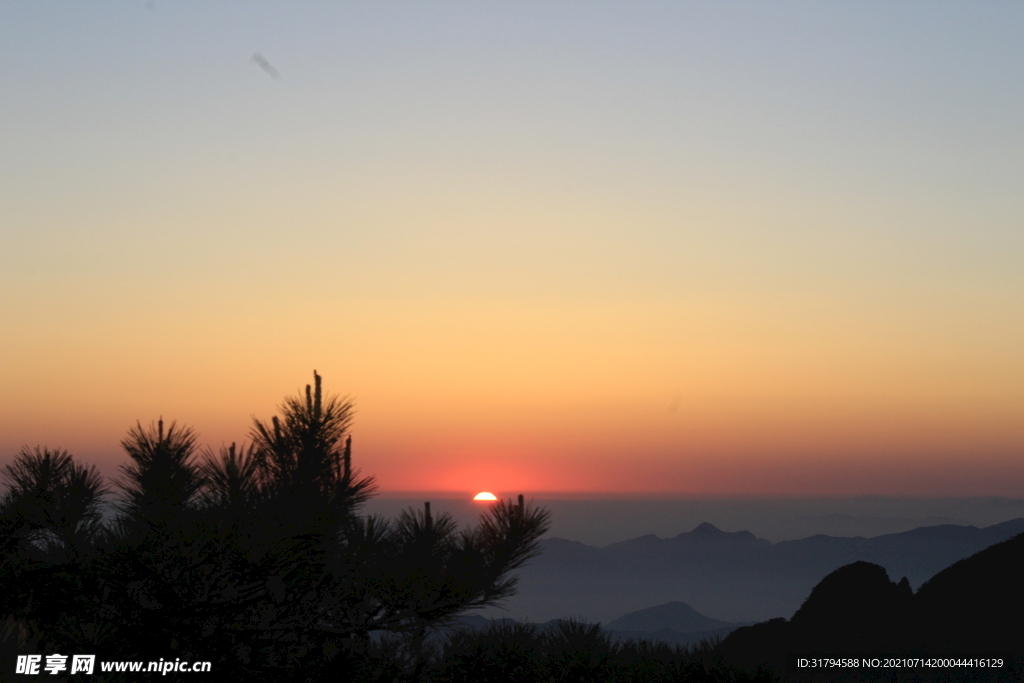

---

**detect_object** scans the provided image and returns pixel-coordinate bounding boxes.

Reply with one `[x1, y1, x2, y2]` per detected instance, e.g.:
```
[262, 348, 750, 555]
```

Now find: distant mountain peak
[607, 599, 738, 634]
[667, 522, 739, 541]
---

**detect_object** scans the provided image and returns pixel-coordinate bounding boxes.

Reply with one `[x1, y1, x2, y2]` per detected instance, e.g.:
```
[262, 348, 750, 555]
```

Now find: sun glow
[473, 492, 498, 502]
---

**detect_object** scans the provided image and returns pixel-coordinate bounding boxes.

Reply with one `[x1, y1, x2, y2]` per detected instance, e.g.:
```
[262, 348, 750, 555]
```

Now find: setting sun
[473, 492, 498, 502]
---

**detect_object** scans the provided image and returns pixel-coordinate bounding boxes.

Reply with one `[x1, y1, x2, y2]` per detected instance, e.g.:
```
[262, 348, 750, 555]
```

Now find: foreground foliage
[421, 618, 778, 683]
[0, 373, 781, 682]
[0, 374, 552, 681]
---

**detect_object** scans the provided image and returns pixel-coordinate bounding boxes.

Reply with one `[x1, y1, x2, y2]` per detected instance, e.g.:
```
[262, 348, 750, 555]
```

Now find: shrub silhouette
[432, 620, 544, 682]
[543, 618, 617, 682]
[426, 618, 778, 683]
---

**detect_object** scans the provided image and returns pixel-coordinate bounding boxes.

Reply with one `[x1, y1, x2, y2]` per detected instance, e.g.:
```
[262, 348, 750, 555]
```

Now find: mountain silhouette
[607, 600, 735, 633]
[457, 601, 753, 650]
[602, 600, 756, 648]
[489, 519, 1024, 623]
[720, 561, 914, 667]
[718, 532, 1024, 678]
[913, 531, 1024, 654]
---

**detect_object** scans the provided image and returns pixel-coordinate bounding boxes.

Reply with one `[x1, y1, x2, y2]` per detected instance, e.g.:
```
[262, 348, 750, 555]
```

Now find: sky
[2, 2, 1023, 497]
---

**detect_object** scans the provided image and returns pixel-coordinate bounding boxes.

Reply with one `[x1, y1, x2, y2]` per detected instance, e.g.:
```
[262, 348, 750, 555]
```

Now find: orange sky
[2, 4, 1023, 496]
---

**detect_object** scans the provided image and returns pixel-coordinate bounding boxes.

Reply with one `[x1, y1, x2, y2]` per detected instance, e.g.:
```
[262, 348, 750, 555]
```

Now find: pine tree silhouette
[0, 373, 551, 682]
[1, 446, 107, 560]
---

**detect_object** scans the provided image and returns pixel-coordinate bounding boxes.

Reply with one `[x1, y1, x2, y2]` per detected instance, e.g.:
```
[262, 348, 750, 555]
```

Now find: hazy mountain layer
[456, 600, 753, 650]
[479, 519, 1024, 623]
[607, 600, 735, 633]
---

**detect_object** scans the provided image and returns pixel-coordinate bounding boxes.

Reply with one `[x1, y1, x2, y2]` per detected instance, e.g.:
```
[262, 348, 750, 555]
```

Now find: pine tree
[0, 373, 551, 682]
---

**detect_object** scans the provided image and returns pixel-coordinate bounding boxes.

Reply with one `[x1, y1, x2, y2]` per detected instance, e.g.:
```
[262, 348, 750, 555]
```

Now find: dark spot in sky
[252, 52, 280, 80]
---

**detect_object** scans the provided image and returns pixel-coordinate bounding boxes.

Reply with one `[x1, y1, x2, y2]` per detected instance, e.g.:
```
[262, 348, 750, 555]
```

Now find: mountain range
[479, 518, 1024, 623]
[459, 600, 753, 649]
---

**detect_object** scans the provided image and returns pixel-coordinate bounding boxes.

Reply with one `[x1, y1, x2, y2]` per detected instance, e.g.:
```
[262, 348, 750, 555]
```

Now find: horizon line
[369, 490, 1024, 501]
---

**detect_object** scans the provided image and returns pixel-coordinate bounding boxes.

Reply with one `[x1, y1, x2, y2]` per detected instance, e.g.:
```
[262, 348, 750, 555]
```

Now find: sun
[473, 492, 498, 502]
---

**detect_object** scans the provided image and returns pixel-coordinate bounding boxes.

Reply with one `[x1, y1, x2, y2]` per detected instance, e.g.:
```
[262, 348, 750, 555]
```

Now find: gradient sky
[2, 2, 1022, 496]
